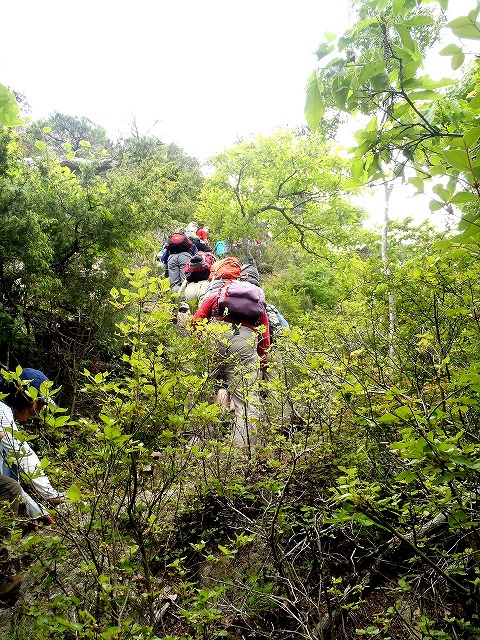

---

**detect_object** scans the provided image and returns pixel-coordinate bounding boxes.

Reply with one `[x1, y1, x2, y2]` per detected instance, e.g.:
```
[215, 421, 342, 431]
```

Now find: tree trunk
[381, 180, 396, 361]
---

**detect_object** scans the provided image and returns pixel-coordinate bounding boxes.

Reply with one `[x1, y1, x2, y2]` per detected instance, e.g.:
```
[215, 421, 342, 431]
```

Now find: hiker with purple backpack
[192, 257, 270, 453]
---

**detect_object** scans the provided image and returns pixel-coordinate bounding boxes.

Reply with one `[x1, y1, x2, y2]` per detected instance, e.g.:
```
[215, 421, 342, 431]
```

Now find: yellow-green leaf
[305, 73, 325, 130]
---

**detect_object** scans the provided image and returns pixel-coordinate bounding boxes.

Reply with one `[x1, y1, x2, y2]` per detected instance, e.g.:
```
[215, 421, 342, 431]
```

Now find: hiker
[0, 475, 22, 516]
[164, 232, 198, 292]
[192, 258, 270, 452]
[200, 255, 243, 302]
[240, 263, 289, 382]
[177, 251, 216, 312]
[0, 382, 65, 507]
[20, 368, 58, 407]
[185, 222, 212, 253]
[196, 226, 209, 242]
[160, 230, 198, 265]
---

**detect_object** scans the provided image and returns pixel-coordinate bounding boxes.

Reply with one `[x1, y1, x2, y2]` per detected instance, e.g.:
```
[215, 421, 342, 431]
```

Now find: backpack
[201, 278, 228, 302]
[166, 233, 192, 254]
[241, 263, 260, 287]
[192, 237, 212, 253]
[209, 257, 242, 282]
[266, 304, 289, 342]
[214, 240, 228, 257]
[184, 251, 215, 283]
[216, 280, 266, 323]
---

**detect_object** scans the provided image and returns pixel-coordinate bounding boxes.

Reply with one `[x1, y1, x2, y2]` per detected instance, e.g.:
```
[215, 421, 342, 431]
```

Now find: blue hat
[20, 368, 58, 408]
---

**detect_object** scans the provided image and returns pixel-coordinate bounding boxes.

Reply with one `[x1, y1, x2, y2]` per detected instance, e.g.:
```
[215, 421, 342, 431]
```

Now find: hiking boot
[0, 573, 23, 597]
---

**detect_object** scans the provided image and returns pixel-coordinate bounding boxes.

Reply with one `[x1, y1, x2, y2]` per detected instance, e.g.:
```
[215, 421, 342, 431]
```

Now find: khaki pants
[213, 324, 260, 451]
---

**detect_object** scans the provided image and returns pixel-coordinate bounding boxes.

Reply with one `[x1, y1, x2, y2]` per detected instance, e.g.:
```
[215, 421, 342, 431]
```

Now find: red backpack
[166, 233, 192, 254]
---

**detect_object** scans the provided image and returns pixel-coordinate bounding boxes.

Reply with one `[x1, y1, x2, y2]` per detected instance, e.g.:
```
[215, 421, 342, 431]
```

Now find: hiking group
[0, 221, 289, 604]
[158, 221, 289, 452]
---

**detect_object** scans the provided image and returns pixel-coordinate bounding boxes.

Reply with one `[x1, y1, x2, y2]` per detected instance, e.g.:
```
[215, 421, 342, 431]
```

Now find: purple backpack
[216, 280, 266, 322]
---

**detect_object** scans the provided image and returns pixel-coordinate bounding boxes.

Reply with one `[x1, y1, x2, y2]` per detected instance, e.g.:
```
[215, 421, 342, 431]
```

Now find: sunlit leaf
[463, 126, 480, 148]
[305, 73, 325, 130]
[0, 83, 24, 126]
[443, 149, 472, 171]
[448, 16, 480, 40]
[66, 485, 82, 502]
[439, 44, 462, 56]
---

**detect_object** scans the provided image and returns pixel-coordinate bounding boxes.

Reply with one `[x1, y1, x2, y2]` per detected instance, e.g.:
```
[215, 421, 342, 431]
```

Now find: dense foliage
[1, 1, 480, 637]
[0, 120, 203, 405]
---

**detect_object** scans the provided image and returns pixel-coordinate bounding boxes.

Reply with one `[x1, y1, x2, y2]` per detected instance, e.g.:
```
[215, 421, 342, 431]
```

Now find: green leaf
[315, 42, 334, 61]
[305, 73, 325, 130]
[370, 72, 389, 91]
[434, 472, 454, 485]
[452, 51, 465, 70]
[352, 17, 379, 36]
[334, 86, 350, 110]
[439, 44, 463, 56]
[469, 93, 480, 110]
[377, 413, 401, 424]
[101, 627, 120, 639]
[218, 544, 237, 556]
[395, 470, 416, 483]
[66, 484, 82, 502]
[432, 183, 451, 202]
[396, 25, 416, 53]
[35, 140, 47, 151]
[458, 209, 479, 231]
[408, 90, 442, 101]
[462, 126, 480, 148]
[453, 223, 480, 242]
[358, 60, 386, 86]
[450, 191, 478, 204]
[104, 425, 122, 440]
[0, 84, 24, 126]
[443, 149, 472, 171]
[404, 16, 435, 27]
[448, 16, 480, 40]
[408, 176, 424, 192]
[429, 199, 444, 211]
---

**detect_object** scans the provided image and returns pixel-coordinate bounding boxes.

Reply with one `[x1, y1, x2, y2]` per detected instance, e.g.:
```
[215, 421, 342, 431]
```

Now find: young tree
[305, 0, 480, 243]
[196, 129, 366, 258]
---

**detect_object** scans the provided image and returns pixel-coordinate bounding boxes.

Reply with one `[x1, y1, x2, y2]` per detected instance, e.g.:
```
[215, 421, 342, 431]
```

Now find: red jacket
[193, 294, 271, 366]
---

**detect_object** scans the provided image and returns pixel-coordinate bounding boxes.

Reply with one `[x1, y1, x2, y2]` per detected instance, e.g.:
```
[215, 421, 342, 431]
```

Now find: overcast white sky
[1, 0, 351, 160]
[1, 0, 476, 227]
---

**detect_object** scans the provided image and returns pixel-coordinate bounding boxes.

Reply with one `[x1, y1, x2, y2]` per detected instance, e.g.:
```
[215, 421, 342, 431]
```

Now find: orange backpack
[208, 256, 242, 281]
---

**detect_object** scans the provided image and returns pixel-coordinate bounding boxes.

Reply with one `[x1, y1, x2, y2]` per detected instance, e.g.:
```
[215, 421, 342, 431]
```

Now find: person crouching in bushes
[0, 382, 65, 508]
